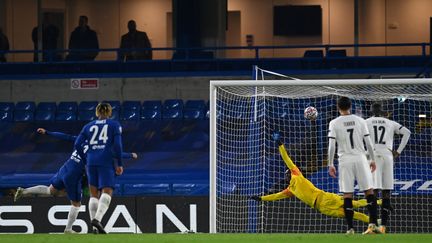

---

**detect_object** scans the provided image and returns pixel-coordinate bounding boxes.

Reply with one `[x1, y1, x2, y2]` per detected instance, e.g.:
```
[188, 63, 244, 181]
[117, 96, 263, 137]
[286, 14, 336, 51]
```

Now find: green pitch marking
[0, 233, 431, 243]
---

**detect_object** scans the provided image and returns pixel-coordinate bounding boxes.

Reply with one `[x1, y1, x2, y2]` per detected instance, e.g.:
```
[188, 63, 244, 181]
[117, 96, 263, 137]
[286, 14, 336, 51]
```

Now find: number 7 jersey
[328, 114, 370, 157]
[75, 119, 123, 167]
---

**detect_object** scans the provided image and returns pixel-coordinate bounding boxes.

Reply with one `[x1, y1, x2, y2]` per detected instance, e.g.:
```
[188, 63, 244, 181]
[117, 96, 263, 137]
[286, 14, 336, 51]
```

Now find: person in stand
[118, 20, 152, 61]
[32, 14, 60, 62]
[66, 15, 99, 61]
[0, 28, 10, 62]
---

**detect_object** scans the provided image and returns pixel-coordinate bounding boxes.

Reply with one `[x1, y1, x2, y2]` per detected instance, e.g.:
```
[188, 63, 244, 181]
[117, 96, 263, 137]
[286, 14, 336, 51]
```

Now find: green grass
[1, 234, 432, 243]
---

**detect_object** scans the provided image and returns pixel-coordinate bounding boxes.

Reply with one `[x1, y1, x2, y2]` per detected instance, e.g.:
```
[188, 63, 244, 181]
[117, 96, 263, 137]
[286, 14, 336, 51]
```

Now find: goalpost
[209, 78, 432, 233]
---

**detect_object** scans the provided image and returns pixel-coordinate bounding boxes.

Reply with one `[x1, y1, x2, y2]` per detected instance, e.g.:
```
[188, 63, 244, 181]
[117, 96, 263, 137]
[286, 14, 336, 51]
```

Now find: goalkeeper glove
[250, 195, 262, 201]
[271, 131, 283, 146]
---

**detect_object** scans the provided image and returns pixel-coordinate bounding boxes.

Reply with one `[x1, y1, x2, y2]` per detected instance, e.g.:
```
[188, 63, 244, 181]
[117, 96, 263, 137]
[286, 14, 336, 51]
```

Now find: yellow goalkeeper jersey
[260, 145, 324, 208]
[287, 168, 324, 208]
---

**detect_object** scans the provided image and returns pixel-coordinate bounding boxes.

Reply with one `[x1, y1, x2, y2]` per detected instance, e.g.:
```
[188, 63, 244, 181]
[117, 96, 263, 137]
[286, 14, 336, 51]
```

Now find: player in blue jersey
[14, 127, 136, 234]
[74, 103, 124, 234]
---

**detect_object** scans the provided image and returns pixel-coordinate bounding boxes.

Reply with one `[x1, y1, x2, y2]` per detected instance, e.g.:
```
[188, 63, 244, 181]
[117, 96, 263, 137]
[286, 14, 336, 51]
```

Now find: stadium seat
[78, 110, 97, 121]
[36, 102, 56, 111]
[141, 100, 162, 120]
[14, 110, 34, 121]
[121, 110, 140, 120]
[104, 101, 121, 111]
[162, 109, 183, 119]
[141, 109, 161, 120]
[163, 99, 183, 110]
[142, 100, 162, 111]
[0, 111, 13, 121]
[122, 101, 141, 111]
[111, 109, 120, 120]
[0, 102, 14, 112]
[56, 110, 76, 121]
[327, 49, 347, 57]
[185, 100, 206, 109]
[15, 101, 36, 111]
[58, 102, 78, 112]
[303, 50, 324, 58]
[35, 110, 55, 121]
[78, 101, 98, 111]
[183, 109, 204, 120]
[183, 100, 206, 120]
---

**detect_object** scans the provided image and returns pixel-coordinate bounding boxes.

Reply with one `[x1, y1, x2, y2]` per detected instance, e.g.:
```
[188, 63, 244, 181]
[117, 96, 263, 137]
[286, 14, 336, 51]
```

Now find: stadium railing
[0, 43, 431, 78]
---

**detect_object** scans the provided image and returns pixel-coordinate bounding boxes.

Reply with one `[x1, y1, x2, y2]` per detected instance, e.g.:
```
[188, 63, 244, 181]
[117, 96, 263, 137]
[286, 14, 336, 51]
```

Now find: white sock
[23, 185, 51, 195]
[65, 205, 80, 231]
[94, 193, 111, 222]
[89, 197, 99, 221]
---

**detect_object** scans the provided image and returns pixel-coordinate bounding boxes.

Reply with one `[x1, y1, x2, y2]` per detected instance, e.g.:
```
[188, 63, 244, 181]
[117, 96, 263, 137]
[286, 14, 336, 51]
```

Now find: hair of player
[337, 96, 351, 111]
[95, 103, 112, 119]
[370, 103, 383, 117]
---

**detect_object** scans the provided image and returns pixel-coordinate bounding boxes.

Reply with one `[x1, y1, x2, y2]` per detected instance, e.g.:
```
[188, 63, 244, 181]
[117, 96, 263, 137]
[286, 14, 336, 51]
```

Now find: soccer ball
[304, 106, 318, 120]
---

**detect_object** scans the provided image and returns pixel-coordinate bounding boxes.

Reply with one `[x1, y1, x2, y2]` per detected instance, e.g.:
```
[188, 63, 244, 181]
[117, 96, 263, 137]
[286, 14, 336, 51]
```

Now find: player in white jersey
[327, 96, 381, 235]
[366, 103, 411, 233]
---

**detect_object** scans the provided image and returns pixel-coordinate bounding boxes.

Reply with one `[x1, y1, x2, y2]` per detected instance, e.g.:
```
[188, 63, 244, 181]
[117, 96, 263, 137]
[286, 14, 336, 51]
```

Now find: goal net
[209, 79, 432, 233]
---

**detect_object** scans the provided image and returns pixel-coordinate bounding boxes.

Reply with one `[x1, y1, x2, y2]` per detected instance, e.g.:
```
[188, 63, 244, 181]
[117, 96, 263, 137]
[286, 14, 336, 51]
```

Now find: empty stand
[58, 102, 78, 112]
[56, 110, 76, 121]
[183, 100, 206, 120]
[163, 99, 183, 120]
[141, 100, 162, 120]
[14, 110, 34, 121]
[0, 111, 13, 121]
[0, 102, 15, 112]
[15, 101, 36, 111]
[36, 102, 56, 111]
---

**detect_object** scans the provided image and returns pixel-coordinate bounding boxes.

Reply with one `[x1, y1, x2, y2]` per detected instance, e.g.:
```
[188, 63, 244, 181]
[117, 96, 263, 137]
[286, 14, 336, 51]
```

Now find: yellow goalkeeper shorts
[315, 192, 345, 218]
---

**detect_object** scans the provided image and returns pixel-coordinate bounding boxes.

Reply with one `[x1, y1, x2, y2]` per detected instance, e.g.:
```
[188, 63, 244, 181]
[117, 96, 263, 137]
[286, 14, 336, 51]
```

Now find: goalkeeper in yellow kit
[251, 132, 378, 224]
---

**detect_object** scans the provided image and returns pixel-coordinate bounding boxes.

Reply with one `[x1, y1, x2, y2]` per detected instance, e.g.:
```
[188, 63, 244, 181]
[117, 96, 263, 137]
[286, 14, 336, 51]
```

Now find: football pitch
[1, 234, 431, 243]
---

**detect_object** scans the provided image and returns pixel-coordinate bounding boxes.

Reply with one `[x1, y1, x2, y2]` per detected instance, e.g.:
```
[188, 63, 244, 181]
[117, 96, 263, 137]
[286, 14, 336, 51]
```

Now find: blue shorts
[50, 166, 82, 202]
[87, 166, 115, 189]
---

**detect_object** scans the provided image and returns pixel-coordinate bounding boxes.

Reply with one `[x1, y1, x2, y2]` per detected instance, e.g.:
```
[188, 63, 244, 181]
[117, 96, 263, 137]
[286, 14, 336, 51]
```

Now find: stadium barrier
[0, 196, 209, 234]
[1, 195, 431, 233]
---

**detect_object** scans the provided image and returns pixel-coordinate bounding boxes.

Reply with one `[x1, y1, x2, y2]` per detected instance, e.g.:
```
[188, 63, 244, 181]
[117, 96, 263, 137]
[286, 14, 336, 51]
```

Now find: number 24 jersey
[76, 119, 123, 167]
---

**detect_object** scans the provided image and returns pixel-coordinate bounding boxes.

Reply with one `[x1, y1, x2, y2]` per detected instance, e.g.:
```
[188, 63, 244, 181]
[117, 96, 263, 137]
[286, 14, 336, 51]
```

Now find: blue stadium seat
[185, 100, 206, 109]
[163, 99, 183, 110]
[37, 102, 56, 111]
[142, 100, 162, 110]
[0, 111, 13, 121]
[141, 100, 162, 120]
[15, 101, 36, 111]
[78, 101, 98, 111]
[14, 110, 34, 121]
[183, 109, 204, 120]
[163, 109, 183, 119]
[56, 110, 76, 121]
[0, 102, 14, 112]
[121, 110, 140, 120]
[104, 101, 121, 111]
[58, 102, 78, 112]
[141, 109, 161, 120]
[78, 110, 97, 121]
[35, 110, 55, 121]
[122, 101, 141, 111]
[111, 110, 120, 120]
[184, 100, 206, 120]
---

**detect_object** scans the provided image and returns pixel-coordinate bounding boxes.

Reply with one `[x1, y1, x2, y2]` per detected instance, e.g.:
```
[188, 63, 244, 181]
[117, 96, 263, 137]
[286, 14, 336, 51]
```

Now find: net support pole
[209, 82, 217, 233]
